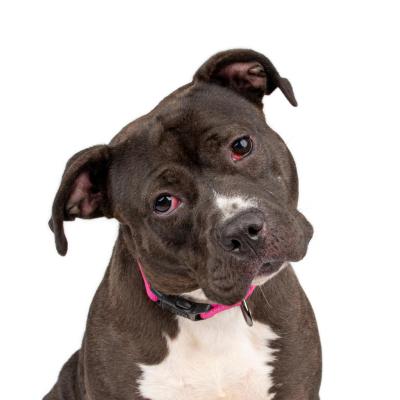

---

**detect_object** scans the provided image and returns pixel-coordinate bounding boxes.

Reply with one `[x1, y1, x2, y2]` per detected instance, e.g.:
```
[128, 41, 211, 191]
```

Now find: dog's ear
[194, 49, 297, 107]
[49, 145, 111, 256]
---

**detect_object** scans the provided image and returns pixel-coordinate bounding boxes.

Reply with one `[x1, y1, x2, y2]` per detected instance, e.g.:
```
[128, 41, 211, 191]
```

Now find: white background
[1, 1, 399, 399]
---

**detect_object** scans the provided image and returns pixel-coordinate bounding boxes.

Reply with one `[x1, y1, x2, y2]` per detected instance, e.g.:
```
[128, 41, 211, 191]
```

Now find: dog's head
[50, 49, 313, 305]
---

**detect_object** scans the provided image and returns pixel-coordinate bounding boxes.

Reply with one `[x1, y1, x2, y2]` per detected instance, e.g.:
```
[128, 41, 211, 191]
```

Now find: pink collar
[137, 261, 255, 325]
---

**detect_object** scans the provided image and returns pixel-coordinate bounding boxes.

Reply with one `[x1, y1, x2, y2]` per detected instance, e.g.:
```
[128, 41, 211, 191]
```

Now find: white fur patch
[138, 307, 279, 400]
[214, 193, 258, 221]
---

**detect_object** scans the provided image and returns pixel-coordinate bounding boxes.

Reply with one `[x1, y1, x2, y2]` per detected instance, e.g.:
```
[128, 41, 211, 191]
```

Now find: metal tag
[240, 299, 253, 327]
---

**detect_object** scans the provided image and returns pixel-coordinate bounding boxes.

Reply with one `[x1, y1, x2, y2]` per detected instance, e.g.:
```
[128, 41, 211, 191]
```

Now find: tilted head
[50, 49, 313, 305]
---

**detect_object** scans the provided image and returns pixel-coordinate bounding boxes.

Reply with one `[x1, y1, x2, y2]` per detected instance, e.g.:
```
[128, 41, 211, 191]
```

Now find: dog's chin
[202, 277, 253, 305]
[200, 261, 288, 305]
[251, 261, 288, 286]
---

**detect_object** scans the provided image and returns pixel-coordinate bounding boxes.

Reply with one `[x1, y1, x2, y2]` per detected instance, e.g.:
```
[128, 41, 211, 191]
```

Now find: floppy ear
[49, 145, 111, 256]
[194, 49, 297, 107]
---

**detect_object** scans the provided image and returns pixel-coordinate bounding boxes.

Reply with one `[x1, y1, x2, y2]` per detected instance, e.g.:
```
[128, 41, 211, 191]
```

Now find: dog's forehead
[113, 84, 265, 150]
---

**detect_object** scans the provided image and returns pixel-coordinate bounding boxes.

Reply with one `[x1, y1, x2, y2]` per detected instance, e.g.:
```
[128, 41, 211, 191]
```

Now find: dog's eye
[231, 136, 253, 161]
[154, 194, 181, 215]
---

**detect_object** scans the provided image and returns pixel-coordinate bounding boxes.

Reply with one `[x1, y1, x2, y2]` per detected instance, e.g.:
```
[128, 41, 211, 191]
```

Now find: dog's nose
[217, 211, 265, 255]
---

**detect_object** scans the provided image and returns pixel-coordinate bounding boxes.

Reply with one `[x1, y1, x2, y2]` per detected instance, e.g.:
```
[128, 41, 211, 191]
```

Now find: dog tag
[240, 300, 253, 327]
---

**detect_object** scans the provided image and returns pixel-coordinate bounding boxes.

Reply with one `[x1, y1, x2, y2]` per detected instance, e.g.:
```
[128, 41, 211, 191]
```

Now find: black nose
[217, 211, 265, 255]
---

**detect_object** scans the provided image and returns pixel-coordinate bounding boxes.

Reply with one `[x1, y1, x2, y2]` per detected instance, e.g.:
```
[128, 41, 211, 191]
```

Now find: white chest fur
[138, 307, 279, 400]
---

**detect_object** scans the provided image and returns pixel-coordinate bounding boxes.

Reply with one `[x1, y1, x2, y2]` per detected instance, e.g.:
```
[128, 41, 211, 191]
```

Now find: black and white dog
[46, 49, 321, 400]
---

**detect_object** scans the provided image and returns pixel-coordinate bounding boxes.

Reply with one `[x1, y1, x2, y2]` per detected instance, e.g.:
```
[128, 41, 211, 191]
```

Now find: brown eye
[231, 136, 253, 161]
[154, 194, 181, 215]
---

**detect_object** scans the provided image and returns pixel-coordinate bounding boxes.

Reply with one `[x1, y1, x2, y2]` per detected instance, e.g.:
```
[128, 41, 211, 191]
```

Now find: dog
[45, 49, 322, 400]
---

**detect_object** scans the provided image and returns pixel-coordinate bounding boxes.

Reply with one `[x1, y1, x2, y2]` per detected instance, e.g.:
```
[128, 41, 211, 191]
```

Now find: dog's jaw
[183, 261, 289, 304]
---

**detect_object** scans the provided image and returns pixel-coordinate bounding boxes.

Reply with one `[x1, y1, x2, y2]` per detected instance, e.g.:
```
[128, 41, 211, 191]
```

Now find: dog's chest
[138, 308, 278, 400]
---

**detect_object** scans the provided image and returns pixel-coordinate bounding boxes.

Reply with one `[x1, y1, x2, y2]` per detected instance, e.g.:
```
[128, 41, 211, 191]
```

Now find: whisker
[257, 285, 272, 309]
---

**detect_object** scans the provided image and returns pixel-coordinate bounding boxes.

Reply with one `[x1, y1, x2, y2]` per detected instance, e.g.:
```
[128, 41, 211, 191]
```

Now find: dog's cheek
[299, 212, 314, 243]
[274, 212, 313, 262]
[182, 210, 214, 269]
[295, 211, 314, 259]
